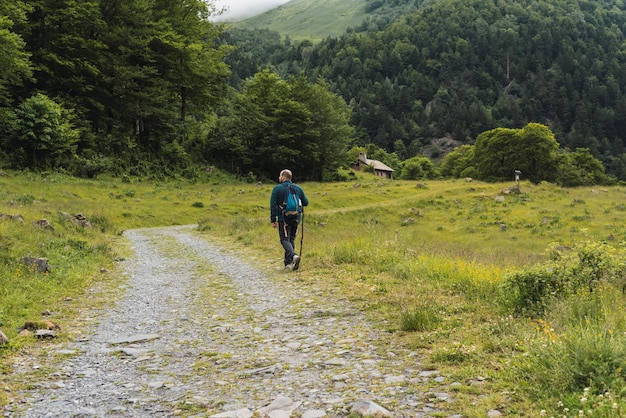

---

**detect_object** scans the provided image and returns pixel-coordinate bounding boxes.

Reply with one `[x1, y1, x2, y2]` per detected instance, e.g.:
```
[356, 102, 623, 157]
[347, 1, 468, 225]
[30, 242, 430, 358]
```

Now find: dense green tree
[400, 156, 438, 180]
[289, 75, 355, 180]
[152, 0, 232, 124]
[5, 0, 626, 182]
[441, 124, 609, 186]
[0, 1, 31, 104]
[473, 123, 559, 183]
[439, 144, 474, 178]
[555, 148, 611, 187]
[2, 0, 231, 175]
[9, 93, 79, 170]
[0, 0, 32, 159]
[16, 0, 107, 123]
[95, 0, 231, 163]
[208, 70, 353, 180]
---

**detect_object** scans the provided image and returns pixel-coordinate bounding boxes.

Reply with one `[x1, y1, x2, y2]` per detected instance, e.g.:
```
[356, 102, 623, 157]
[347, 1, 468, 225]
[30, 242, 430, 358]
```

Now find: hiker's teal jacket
[270, 180, 308, 223]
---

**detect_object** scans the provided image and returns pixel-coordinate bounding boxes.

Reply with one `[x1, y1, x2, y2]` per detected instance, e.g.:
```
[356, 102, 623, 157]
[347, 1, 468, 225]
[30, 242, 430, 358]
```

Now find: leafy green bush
[400, 156, 438, 180]
[10, 93, 79, 170]
[502, 242, 626, 315]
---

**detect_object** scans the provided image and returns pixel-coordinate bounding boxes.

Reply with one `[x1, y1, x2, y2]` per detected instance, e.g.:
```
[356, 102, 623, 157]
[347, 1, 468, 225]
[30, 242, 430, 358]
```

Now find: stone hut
[351, 152, 394, 179]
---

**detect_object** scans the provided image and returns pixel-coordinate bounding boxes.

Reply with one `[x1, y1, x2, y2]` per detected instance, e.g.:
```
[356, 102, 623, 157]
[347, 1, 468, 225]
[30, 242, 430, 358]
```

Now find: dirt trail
[5, 226, 456, 417]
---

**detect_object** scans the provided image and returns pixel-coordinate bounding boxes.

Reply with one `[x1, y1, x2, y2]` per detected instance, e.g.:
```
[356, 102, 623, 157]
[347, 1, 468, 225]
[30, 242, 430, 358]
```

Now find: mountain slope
[232, 0, 368, 41]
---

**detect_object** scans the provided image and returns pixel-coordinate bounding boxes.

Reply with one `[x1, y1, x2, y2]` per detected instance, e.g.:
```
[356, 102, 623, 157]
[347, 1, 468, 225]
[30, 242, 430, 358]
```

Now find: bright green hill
[233, 0, 368, 41]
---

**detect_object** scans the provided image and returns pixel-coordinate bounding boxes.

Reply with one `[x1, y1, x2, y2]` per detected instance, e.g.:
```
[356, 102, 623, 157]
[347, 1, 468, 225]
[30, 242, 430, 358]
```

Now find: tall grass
[513, 285, 626, 416]
[2, 171, 626, 416]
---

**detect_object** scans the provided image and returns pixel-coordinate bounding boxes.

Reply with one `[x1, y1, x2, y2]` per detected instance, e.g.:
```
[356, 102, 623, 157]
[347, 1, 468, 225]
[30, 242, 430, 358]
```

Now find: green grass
[232, 0, 368, 42]
[1, 171, 626, 416]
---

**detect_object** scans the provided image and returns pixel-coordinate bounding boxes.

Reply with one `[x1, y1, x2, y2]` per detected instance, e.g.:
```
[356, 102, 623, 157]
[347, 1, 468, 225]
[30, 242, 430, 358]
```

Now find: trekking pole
[299, 208, 304, 257]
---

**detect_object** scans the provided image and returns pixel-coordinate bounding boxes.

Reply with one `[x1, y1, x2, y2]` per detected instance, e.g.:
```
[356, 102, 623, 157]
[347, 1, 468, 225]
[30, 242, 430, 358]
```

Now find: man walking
[270, 169, 309, 270]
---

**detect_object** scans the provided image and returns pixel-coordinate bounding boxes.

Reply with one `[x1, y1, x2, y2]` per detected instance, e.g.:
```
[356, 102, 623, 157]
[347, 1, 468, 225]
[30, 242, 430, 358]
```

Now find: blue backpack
[282, 183, 303, 221]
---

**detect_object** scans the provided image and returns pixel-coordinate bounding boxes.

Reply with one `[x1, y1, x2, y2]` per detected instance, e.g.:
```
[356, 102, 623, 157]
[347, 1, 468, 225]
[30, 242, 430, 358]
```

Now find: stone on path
[106, 333, 160, 345]
[301, 410, 326, 418]
[256, 396, 302, 417]
[209, 409, 253, 418]
[350, 400, 392, 417]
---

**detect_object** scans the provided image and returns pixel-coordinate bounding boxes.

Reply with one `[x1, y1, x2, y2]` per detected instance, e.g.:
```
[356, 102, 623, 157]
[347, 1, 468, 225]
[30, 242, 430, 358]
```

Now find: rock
[324, 357, 348, 366]
[244, 364, 281, 375]
[256, 396, 302, 417]
[35, 329, 57, 339]
[0, 213, 24, 222]
[18, 329, 31, 338]
[384, 375, 406, 384]
[419, 369, 440, 378]
[350, 400, 392, 417]
[487, 410, 503, 418]
[432, 392, 453, 402]
[210, 408, 253, 418]
[106, 334, 160, 345]
[33, 219, 54, 230]
[302, 411, 326, 418]
[73, 213, 92, 228]
[115, 347, 151, 357]
[23, 320, 60, 331]
[21, 256, 51, 272]
[49, 381, 66, 389]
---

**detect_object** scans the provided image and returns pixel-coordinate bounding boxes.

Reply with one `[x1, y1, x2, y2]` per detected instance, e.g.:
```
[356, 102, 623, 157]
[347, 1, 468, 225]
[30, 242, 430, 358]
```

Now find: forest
[228, 0, 626, 181]
[1, 0, 625, 184]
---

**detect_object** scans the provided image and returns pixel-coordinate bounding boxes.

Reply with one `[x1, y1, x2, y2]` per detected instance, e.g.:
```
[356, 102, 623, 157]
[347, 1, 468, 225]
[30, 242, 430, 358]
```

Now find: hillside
[227, 0, 626, 182]
[232, 0, 368, 41]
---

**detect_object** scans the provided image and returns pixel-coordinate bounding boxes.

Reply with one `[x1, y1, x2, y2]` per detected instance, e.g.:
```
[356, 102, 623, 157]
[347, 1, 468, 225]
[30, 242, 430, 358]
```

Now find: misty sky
[211, 0, 292, 21]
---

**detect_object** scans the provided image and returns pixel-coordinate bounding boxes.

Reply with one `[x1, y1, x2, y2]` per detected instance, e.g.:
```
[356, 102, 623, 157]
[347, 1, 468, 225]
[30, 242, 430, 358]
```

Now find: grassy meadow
[233, 0, 367, 42]
[2, 170, 626, 417]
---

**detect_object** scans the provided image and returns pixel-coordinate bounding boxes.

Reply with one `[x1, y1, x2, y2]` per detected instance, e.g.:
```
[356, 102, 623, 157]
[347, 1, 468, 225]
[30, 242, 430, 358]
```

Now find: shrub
[400, 156, 438, 180]
[10, 93, 79, 170]
[501, 242, 626, 315]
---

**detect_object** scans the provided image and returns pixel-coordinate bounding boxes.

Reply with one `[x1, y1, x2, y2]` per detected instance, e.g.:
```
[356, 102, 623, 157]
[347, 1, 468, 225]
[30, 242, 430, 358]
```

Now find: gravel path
[5, 226, 457, 417]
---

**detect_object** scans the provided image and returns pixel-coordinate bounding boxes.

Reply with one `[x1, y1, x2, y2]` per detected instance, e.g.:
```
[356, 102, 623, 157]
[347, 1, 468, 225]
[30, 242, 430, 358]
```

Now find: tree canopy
[207, 71, 354, 181]
[442, 123, 610, 186]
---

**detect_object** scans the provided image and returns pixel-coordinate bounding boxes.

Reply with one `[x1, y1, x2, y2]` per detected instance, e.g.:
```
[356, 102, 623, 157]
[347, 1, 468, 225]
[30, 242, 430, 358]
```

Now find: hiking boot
[291, 255, 301, 271]
[284, 264, 293, 271]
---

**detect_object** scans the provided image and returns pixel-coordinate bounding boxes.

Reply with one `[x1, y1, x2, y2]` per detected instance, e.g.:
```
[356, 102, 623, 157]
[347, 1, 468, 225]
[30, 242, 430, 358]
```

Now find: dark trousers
[278, 220, 299, 266]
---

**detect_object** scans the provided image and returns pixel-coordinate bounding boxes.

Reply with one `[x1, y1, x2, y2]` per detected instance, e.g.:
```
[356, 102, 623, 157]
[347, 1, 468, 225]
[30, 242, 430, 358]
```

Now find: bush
[400, 156, 438, 180]
[502, 242, 626, 315]
[68, 153, 118, 178]
[10, 93, 79, 170]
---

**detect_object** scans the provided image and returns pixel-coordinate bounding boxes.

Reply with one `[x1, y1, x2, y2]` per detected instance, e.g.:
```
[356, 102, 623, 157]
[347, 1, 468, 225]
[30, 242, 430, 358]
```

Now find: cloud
[211, 0, 292, 22]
